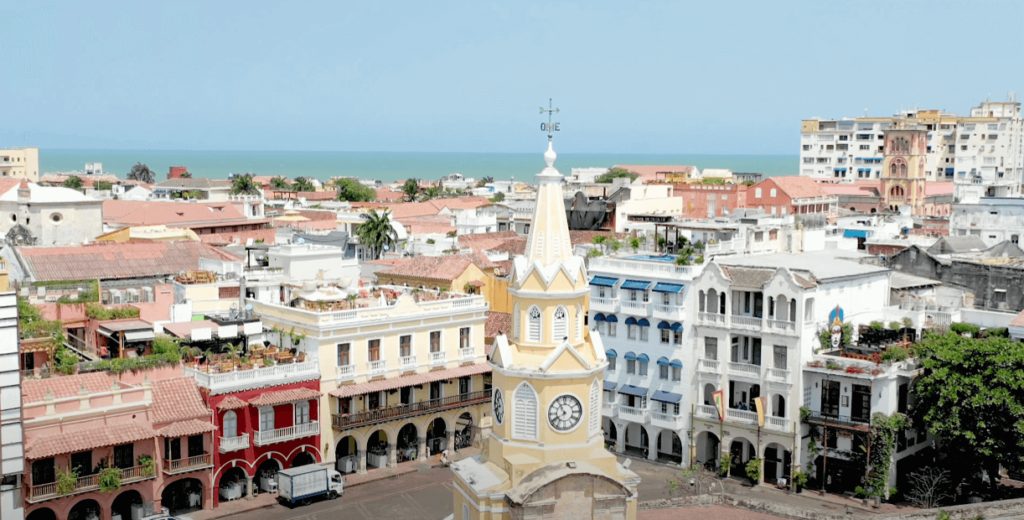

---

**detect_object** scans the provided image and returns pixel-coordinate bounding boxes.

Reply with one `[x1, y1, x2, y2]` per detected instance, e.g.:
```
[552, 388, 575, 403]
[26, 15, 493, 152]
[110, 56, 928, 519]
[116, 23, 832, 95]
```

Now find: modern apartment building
[0, 147, 40, 182]
[0, 292, 22, 520]
[949, 197, 1024, 247]
[800, 100, 1024, 199]
[249, 284, 492, 475]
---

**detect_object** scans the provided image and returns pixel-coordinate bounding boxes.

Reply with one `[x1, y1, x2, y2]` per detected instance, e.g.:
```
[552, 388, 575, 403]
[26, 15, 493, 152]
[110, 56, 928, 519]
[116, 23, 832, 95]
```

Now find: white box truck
[276, 465, 344, 507]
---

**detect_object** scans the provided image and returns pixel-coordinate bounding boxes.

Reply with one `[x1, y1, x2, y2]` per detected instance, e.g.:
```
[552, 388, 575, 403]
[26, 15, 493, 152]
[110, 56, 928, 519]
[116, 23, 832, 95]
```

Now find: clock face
[493, 389, 504, 425]
[547, 394, 583, 432]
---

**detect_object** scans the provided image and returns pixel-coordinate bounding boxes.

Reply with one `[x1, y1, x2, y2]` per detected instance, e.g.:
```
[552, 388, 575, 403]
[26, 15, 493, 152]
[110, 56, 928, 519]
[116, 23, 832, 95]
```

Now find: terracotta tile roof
[0, 178, 27, 196]
[400, 215, 457, 235]
[819, 182, 881, 196]
[40, 174, 122, 188]
[493, 259, 515, 275]
[16, 241, 241, 282]
[376, 252, 497, 282]
[199, 228, 276, 246]
[23, 372, 118, 403]
[568, 230, 624, 245]
[157, 418, 217, 438]
[720, 266, 775, 288]
[248, 387, 320, 407]
[1010, 309, 1024, 328]
[925, 182, 955, 196]
[331, 363, 491, 398]
[490, 237, 527, 256]
[762, 176, 831, 199]
[375, 188, 406, 202]
[485, 311, 511, 339]
[615, 165, 696, 183]
[26, 422, 156, 459]
[353, 197, 491, 219]
[151, 377, 211, 423]
[153, 178, 231, 190]
[458, 231, 520, 252]
[294, 209, 339, 221]
[216, 395, 248, 411]
[103, 200, 255, 227]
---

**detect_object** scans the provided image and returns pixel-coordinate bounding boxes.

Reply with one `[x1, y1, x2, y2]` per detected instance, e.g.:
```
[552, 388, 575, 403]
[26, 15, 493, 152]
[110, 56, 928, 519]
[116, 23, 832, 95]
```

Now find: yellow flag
[754, 396, 767, 428]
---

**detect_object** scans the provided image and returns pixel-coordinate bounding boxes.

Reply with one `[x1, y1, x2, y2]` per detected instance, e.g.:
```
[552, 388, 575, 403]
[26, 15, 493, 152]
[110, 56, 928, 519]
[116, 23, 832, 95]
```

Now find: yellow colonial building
[450, 141, 640, 520]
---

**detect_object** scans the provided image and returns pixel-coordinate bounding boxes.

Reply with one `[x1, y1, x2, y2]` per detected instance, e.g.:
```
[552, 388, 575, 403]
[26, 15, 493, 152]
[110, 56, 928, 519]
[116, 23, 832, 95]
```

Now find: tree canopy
[292, 177, 315, 192]
[356, 209, 397, 259]
[333, 178, 376, 202]
[270, 176, 291, 190]
[489, 191, 505, 203]
[912, 331, 1024, 483]
[477, 176, 494, 187]
[595, 168, 638, 184]
[127, 162, 155, 184]
[402, 179, 420, 202]
[229, 173, 260, 195]
[62, 176, 84, 190]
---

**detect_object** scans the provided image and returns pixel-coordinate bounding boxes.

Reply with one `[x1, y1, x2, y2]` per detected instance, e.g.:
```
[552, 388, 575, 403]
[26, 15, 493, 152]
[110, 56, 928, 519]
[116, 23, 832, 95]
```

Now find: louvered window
[527, 306, 542, 342]
[553, 306, 567, 342]
[535, 232, 545, 256]
[513, 383, 538, 440]
[552, 234, 561, 257]
[576, 306, 583, 340]
[588, 379, 600, 436]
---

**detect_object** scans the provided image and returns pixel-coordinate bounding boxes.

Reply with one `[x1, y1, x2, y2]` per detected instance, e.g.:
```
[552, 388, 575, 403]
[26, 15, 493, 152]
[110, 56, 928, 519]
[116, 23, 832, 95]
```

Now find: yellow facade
[0, 147, 39, 181]
[451, 141, 638, 520]
[96, 225, 200, 242]
[376, 261, 518, 314]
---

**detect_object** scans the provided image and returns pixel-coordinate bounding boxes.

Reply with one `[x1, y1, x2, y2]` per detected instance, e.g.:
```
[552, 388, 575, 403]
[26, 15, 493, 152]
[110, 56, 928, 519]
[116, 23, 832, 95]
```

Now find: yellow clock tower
[449, 135, 640, 520]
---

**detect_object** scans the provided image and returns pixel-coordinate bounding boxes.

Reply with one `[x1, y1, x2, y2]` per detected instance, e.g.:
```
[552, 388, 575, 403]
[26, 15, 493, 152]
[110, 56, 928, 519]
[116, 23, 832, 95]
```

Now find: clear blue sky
[3, 0, 1024, 154]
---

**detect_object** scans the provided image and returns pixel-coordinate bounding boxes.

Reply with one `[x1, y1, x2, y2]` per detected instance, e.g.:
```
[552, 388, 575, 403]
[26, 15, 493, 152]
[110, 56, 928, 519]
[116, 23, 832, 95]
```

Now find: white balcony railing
[765, 367, 790, 382]
[617, 405, 649, 422]
[698, 312, 726, 326]
[250, 295, 488, 328]
[430, 351, 447, 366]
[730, 315, 763, 329]
[219, 434, 250, 453]
[728, 362, 761, 379]
[590, 297, 620, 313]
[368, 360, 387, 375]
[336, 364, 356, 381]
[621, 301, 651, 316]
[766, 416, 790, 431]
[766, 319, 797, 334]
[653, 304, 684, 320]
[185, 360, 320, 392]
[696, 404, 719, 420]
[602, 401, 616, 416]
[459, 348, 475, 361]
[589, 257, 696, 279]
[726, 408, 758, 425]
[651, 412, 684, 429]
[254, 421, 319, 446]
[697, 358, 721, 375]
[400, 355, 417, 370]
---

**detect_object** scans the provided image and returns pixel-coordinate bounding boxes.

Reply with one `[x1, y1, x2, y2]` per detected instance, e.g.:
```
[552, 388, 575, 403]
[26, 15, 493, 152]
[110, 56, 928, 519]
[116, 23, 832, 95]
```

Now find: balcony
[589, 257, 696, 279]
[219, 434, 250, 453]
[802, 410, 871, 431]
[368, 359, 387, 376]
[651, 411, 684, 430]
[697, 312, 726, 327]
[400, 355, 417, 371]
[590, 297, 620, 313]
[164, 453, 214, 475]
[730, 315, 763, 331]
[27, 465, 155, 503]
[695, 404, 719, 421]
[185, 360, 320, 393]
[653, 304, 684, 321]
[617, 404, 649, 422]
[332, 390, 491, 431]
[726, 408, 758, 425]
[764, 367, 790, 383]
[620, 300, 651, 317]
[429, 351, 446, 366]
[602, 401, 616, 417]
[728, 362, 761, 381]
[697, 358, 721, 375]
[459, 347, 475, 362]
[766, 319, 797, 335]
[250, 295, 488, 328]
[336, 364, 356, 381]
[765, 416, 790, 432]
[253, 421, 320, 446]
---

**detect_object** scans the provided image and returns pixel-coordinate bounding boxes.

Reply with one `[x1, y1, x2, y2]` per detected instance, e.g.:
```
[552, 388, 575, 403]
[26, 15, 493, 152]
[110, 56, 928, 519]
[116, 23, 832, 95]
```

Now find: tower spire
[525, 100, 572, 266]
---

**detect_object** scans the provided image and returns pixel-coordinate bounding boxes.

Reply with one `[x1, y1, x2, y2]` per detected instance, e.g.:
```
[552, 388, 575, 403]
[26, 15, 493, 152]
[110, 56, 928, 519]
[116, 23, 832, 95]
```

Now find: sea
[41, 149, 798, 183]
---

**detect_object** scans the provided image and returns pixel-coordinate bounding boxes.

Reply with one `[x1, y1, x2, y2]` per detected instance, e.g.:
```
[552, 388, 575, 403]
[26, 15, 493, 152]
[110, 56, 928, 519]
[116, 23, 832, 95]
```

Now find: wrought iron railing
[332, 390, 491, 430]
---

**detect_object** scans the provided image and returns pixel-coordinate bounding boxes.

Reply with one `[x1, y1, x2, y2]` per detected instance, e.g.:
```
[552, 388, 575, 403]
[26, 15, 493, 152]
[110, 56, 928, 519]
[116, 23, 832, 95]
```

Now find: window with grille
[553, 306, 567, 342]
[661, 329, 670, 344]
[672, 366, 681, 381]
[589, 379, 600, 435]
[430, 331, 441, 352]
[114, 444, 134, 469]
[527, 306, 542, 342]
[608, 357, 616, 370]
[627, 360, 636, 374]
[608, 322, 617, 337]
[513, 383, 538, 440]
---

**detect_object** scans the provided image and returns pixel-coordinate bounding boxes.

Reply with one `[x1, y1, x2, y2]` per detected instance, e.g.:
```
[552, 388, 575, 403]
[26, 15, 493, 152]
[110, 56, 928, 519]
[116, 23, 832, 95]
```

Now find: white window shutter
[513, 304, 520, 341]
[576, 306, 583, 340]
[528, 306, 542, 342]
[589, 379, 600, 436]
[553, 306, 567, 342]
[513, 383, 538, 440]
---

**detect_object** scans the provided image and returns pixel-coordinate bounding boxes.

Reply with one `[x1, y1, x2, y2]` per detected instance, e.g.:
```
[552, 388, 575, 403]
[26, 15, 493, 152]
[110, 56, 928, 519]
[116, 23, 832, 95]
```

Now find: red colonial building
[182, 356, 322, 507]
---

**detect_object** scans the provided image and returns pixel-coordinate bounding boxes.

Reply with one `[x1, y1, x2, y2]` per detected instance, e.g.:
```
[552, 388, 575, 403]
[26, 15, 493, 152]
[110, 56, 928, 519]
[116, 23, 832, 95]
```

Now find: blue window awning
[652, 282, 683, 293]
[621, 280, 651, 291]
[590, 276, 618, 287]
[656, 356, 670, 366]
[593, 313, 606, 322]
[619, 385, 648, 398]
[605, 314, 618, 323]
[670, 323, 683, 331]
[844, 229, 870, 238]
[605, 349, 617, 358]
[636, 353, 649, 362]
[637, 318, 650, 327]
[624, 317, 638, 325]
[669, 359, 683, 368]
[603, 381, 617, 391]
[623, 351, 637, 360]
[657, 321, 671, 330]
[945, 168, 954, 174]
[652, 390, 683, 403]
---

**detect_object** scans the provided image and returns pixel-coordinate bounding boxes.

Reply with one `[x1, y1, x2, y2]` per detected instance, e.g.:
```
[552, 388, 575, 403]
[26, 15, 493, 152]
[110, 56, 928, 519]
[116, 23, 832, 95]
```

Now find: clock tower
[449, 132, 640, 520]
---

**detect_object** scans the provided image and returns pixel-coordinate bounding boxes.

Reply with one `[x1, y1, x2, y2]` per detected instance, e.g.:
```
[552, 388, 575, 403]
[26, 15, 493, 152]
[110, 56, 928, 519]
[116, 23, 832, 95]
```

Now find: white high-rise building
[799, 99, 1024, 199]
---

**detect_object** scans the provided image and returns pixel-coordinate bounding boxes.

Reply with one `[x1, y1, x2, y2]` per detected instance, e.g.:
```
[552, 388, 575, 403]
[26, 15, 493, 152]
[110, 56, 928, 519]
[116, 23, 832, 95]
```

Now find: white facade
[0, 292, 23, 520]
[0, 182, 104, 246]
[799, 101, 1024, 199]
[268, 243, 360, 284]
[949, 197, 1024, 247]
[452, 209, 497, 235]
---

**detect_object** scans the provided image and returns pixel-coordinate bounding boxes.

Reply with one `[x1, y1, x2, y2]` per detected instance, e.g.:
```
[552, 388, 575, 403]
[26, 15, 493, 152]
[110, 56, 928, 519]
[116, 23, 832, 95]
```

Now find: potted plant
[262, 358, 274, 367]
[137, 455, 155, 477]
[99, 466, 122, 493]
[57, 467, 78, 495]
[745, 458, 761, 486]
[719, 452, 733, 478]
[792, 471, 807, 493]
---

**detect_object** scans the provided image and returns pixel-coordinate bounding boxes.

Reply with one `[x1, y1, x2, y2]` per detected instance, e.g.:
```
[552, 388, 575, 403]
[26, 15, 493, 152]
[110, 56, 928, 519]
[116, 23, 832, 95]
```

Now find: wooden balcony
[163, 453, 214, 475]
[332, 390, 491, 431]
[27, 465, 155, 503]
[802, 410, 871, 431]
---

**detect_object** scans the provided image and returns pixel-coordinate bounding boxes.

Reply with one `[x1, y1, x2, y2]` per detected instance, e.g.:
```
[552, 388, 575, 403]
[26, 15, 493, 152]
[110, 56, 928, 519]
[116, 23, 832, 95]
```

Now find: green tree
[356, 209, 397, 259]
[477, 176, 494, 187]
[94, 181, 113, 191]
[402, 179, 420, 202]
[912, 331, 1024, 488]
[292, 177, 315, 192]
[489, 192, 505, 203]
[628, 237, 641, 253]
[421, 185, 442, 201]
[178, 170, 193, 178]
[591, 235, 607, 252]
[62, 176, 84, 190]
[270, 176, 291, 190]
[127, 162, 155, 183]
[229, 173, 260, 195]
[595, 168, 639, 183]
[333, 178, 376, 202]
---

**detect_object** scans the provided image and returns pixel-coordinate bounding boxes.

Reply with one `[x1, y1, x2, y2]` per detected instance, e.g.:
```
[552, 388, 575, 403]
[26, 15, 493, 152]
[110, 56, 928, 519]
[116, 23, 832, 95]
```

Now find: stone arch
[763, 442, 791, 484]
[254, 458, 282, 492]
[694, 431, 720, 470]
[335, 435, 359, 473]
[26, 508, 57, 520]
[775, 295, 788, 321]
[656, 430, 684, 463]
[397, 423, 418, 462]
[69, 498, 101, 520]
[285, 445, 322, 466]
[291, 451, 316, 467]
[773, 394, 786, 417]
[160, 477, 205, 515]
[425, 417, 448, 455]
[111, 489, 145, 520]
[727, 436, 756, 477]
[455, 411, 474, 451]
[624, 423, 649, 455]
[703, 383, 716, 405]
[217, 466, 249, 502]
[602, 417, 617, 445]
[366, 429, 389, 469]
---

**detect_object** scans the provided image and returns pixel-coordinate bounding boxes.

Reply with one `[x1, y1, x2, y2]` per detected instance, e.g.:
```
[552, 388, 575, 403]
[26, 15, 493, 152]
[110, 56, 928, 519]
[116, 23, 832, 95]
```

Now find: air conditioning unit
[101, 291, 111, 304]
[141, 287, 154, 303]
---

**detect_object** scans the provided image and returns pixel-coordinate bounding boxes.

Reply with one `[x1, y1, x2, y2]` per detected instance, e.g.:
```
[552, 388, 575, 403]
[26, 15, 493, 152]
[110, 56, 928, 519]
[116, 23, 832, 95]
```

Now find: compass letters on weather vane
[540, 98, 560, 139]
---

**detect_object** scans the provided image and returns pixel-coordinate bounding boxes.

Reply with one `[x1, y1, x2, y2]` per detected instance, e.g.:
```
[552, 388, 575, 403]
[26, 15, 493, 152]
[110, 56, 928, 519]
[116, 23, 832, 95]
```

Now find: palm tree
[270, 176, 291, 190]
[179, 171, 193, 179]
[356, 209, 398, 260]
[293, 177, 315, 192]
[476, 176, 494, 188]
[229, 173, 259, 196]
[402, 179, 420, 202]
[591, 235, 607, 253]
[127, 163, 155, 183]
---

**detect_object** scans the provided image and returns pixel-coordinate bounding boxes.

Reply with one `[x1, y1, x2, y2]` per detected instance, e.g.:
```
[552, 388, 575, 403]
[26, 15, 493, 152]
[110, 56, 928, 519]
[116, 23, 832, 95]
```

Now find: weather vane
[539, 98, 560, 140]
